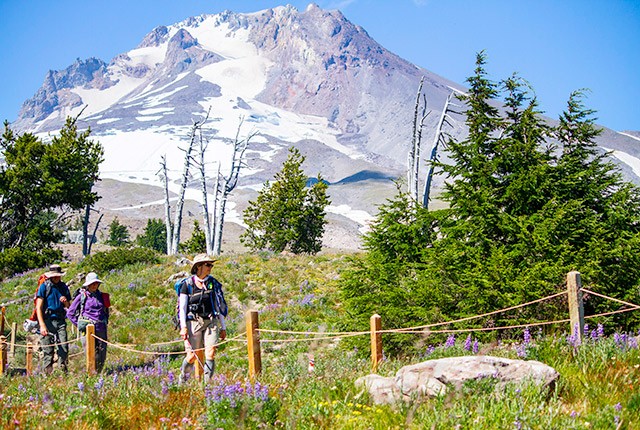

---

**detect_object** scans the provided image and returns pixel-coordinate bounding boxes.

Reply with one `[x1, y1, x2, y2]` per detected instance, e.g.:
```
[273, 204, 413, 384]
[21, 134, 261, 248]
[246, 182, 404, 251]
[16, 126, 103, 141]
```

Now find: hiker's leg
[55, 320, 68, 372]
[203, 321, 221, 383]
[95, 329, 108, 373]
[179, 357, 194, 383]
[40, 320, 55, 374]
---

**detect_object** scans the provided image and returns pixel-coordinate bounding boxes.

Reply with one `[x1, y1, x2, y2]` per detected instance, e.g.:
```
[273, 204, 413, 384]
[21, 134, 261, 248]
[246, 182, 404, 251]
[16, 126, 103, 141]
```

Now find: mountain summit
[11, 4, 640, 249]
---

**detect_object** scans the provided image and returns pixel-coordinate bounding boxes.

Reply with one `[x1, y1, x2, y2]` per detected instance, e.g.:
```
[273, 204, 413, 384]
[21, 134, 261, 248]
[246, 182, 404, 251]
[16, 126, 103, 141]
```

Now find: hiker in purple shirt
[67, 272, 111, 373]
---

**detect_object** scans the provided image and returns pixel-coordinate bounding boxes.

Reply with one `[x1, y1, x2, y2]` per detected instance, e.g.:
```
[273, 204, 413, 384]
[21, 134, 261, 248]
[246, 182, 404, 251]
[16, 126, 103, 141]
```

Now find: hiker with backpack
[176, 254, 228, 384]
[67, 272, 110, 373]
[35, 264, 72, 374]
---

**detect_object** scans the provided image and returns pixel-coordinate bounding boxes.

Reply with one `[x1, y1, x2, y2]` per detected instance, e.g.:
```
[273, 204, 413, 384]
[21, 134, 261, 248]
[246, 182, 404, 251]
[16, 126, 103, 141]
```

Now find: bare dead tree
[159, 155, 173, 254]
[408, 77, 430, 202]
[211, 118, 256, 255]
[422, 88, 464, 208]
[82, 205, 103, 256]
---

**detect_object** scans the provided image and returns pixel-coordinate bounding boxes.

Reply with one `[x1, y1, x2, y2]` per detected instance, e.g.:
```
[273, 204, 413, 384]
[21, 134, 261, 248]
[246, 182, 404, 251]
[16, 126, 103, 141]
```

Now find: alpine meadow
[1, 3, 639, 430]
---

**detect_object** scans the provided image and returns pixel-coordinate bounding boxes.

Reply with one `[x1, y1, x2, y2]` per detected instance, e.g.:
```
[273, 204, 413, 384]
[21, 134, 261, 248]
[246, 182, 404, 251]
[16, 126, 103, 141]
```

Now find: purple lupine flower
[583, 324, 590, 336]
[597, 323, 605, 338]
[523, 327, 531, 345]
[628, 337, 638, 349]
[113, 373, 118, 386]
[78, 382, 85, 392]
[161, 382, 168, 396]
[18, 384, 24, 392]
[167, 371, 175, 384]
[94, 377, 104, 391]
[590, 329, 598, 340]
[464, 334, 472, 351]
[615, 402, 622, 411]
[514, 419, 522, 429]
[444, 334, 455, 348]
[134, 375, 140, 382]
[426, 345, 435, 355]
[516, 344, 527, 358]
[570, 411, 577, 418]
[472, 340, 479, 354]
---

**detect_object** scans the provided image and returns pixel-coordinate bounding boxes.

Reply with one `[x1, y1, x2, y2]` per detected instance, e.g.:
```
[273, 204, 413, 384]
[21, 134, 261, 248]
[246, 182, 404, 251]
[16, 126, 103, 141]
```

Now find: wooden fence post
[370, 314, 382, 372]
[194, 348, 205, 380]
[246, 310, 262, 380]
[0, 335, 6, 375]
[1, 306, 5, 334]
[86, 324, 96, 375]
[567, 271, 585, 342]
[10, 322, 17, 358]
[26, 342, 33, 376]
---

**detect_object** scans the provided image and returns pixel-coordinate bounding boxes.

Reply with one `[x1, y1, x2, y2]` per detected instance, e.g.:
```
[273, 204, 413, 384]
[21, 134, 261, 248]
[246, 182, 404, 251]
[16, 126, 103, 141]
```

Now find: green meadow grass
[1, 253, 639, 429]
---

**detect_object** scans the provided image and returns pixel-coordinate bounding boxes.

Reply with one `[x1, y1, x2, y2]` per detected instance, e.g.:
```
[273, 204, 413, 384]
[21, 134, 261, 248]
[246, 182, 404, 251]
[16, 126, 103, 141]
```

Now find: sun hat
[82, 272, 103, 287]
[44, 264, 66, 278]
[190, 254, 216, 274]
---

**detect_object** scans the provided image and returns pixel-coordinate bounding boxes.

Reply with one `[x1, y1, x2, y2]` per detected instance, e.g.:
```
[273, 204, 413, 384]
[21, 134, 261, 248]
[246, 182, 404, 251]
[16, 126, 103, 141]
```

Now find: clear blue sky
[1, 0, 638, 131]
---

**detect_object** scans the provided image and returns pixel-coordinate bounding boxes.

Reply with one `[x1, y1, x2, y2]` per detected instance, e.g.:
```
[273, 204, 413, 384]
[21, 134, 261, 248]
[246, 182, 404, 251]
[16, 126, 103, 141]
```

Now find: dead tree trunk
[196, 129, 213, 255]
[82, 204, 90, 256]
[159, 155, 173, 254]
[408, 77, 429, 202]
[422, 89, 460, 208]
[169, 112, 210, 255]
[211, 119, 255, 255]
[87, 213, 103, 255]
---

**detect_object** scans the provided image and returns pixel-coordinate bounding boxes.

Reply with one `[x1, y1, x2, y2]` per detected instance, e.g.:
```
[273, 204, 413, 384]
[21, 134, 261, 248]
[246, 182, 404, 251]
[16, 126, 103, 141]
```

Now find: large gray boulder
[355, 355, 559, 405]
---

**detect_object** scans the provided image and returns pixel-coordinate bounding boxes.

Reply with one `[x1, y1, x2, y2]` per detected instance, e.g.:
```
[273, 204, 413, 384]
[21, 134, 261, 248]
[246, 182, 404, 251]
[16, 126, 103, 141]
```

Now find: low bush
[80, 247, 160, 273]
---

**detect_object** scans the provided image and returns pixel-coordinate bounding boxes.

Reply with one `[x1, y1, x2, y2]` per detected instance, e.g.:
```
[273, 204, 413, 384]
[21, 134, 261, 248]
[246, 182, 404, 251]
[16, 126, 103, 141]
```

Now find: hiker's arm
[60, 286, 71, 308]
[35, 297, 48, 336]
[218, 315, 226, 340]
[179, 293, 189, 339]
[66, 295, 80, 326]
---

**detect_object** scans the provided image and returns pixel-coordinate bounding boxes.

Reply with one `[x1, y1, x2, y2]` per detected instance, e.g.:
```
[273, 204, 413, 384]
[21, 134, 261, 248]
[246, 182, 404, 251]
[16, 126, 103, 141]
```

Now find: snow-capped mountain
[11, 4, 640, 250]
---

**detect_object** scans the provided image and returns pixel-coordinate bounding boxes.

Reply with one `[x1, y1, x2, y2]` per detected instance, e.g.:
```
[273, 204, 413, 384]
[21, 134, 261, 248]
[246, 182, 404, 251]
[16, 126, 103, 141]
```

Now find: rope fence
[1, 271, 639, 378]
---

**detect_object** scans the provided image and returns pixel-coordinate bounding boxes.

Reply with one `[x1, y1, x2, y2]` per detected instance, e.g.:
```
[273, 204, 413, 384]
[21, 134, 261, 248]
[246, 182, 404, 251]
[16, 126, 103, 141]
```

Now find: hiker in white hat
[67, 272, 111, 373]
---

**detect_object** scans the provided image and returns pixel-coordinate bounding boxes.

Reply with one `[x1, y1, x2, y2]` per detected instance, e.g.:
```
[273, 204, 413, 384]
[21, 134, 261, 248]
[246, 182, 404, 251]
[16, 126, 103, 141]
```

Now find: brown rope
[581, 288, 640, 309]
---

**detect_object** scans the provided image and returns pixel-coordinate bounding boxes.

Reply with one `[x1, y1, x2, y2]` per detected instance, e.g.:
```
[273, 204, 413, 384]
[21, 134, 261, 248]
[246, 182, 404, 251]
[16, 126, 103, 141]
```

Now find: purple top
[67, 290, 109, 332]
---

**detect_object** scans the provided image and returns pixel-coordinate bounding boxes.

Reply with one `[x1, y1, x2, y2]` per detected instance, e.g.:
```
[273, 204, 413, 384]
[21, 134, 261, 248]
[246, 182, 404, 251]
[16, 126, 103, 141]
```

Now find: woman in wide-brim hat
[177, 254, 228, 384]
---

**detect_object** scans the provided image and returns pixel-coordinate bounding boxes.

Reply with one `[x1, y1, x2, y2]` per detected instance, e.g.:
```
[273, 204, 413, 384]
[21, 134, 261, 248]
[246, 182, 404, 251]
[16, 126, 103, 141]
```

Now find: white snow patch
[187, 19, 257, 59]
[602, 146, 640, 178]
[326, 204, 374, 234]
[136, 115, 163, 122]
[196, 57, 269, 100]
[96, 118, 120, 125]
[126, 45, 167, 68]
[69, 75, 145, 118]
[619, 132, 640, 142]
[139, 107, 174, 115]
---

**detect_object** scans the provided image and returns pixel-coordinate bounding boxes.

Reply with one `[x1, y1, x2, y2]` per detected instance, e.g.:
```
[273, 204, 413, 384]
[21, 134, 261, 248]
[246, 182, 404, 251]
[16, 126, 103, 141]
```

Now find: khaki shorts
[184, 316, 222, 360]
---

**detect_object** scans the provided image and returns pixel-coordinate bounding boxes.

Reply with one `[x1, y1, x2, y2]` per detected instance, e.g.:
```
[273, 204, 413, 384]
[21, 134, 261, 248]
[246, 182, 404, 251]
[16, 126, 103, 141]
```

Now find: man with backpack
[35, 265, 71, 374]
[67, 272, 110, 373]
[176, 254, 228, 384]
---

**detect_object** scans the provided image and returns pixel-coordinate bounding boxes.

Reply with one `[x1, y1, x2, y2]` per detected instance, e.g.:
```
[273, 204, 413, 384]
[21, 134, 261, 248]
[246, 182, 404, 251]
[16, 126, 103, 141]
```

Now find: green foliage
[179, 220, 206, 254]
[0, 117, 103, 275]
[136, 218, 167, 253]
[80, 246, 160, 273]
[339, 53, 640, 355]
[105, 217, 130, 247]
[241, 147, 331, 254]
[0, 247, 62, 279]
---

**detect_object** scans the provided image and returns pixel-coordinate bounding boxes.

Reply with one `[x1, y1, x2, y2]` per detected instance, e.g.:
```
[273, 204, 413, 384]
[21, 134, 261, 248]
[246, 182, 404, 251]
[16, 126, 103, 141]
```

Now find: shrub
[80, 247, 160, 273]
[0, 247, 62, 279]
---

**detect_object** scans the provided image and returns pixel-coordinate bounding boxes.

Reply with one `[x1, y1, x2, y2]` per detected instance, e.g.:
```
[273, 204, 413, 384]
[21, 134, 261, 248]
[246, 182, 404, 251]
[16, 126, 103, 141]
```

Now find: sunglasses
[203, 263, 214, 268]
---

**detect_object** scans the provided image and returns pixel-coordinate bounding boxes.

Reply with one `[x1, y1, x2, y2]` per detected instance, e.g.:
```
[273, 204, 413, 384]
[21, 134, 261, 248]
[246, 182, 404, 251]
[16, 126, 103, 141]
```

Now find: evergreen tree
[339, 54, 640, 356]
[136, 218, 167, 253]
[105, 217, 130, 247]
[241, 147, 330, 254]
[179, 220, 207, 255]
[0, 117, 103, 275]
